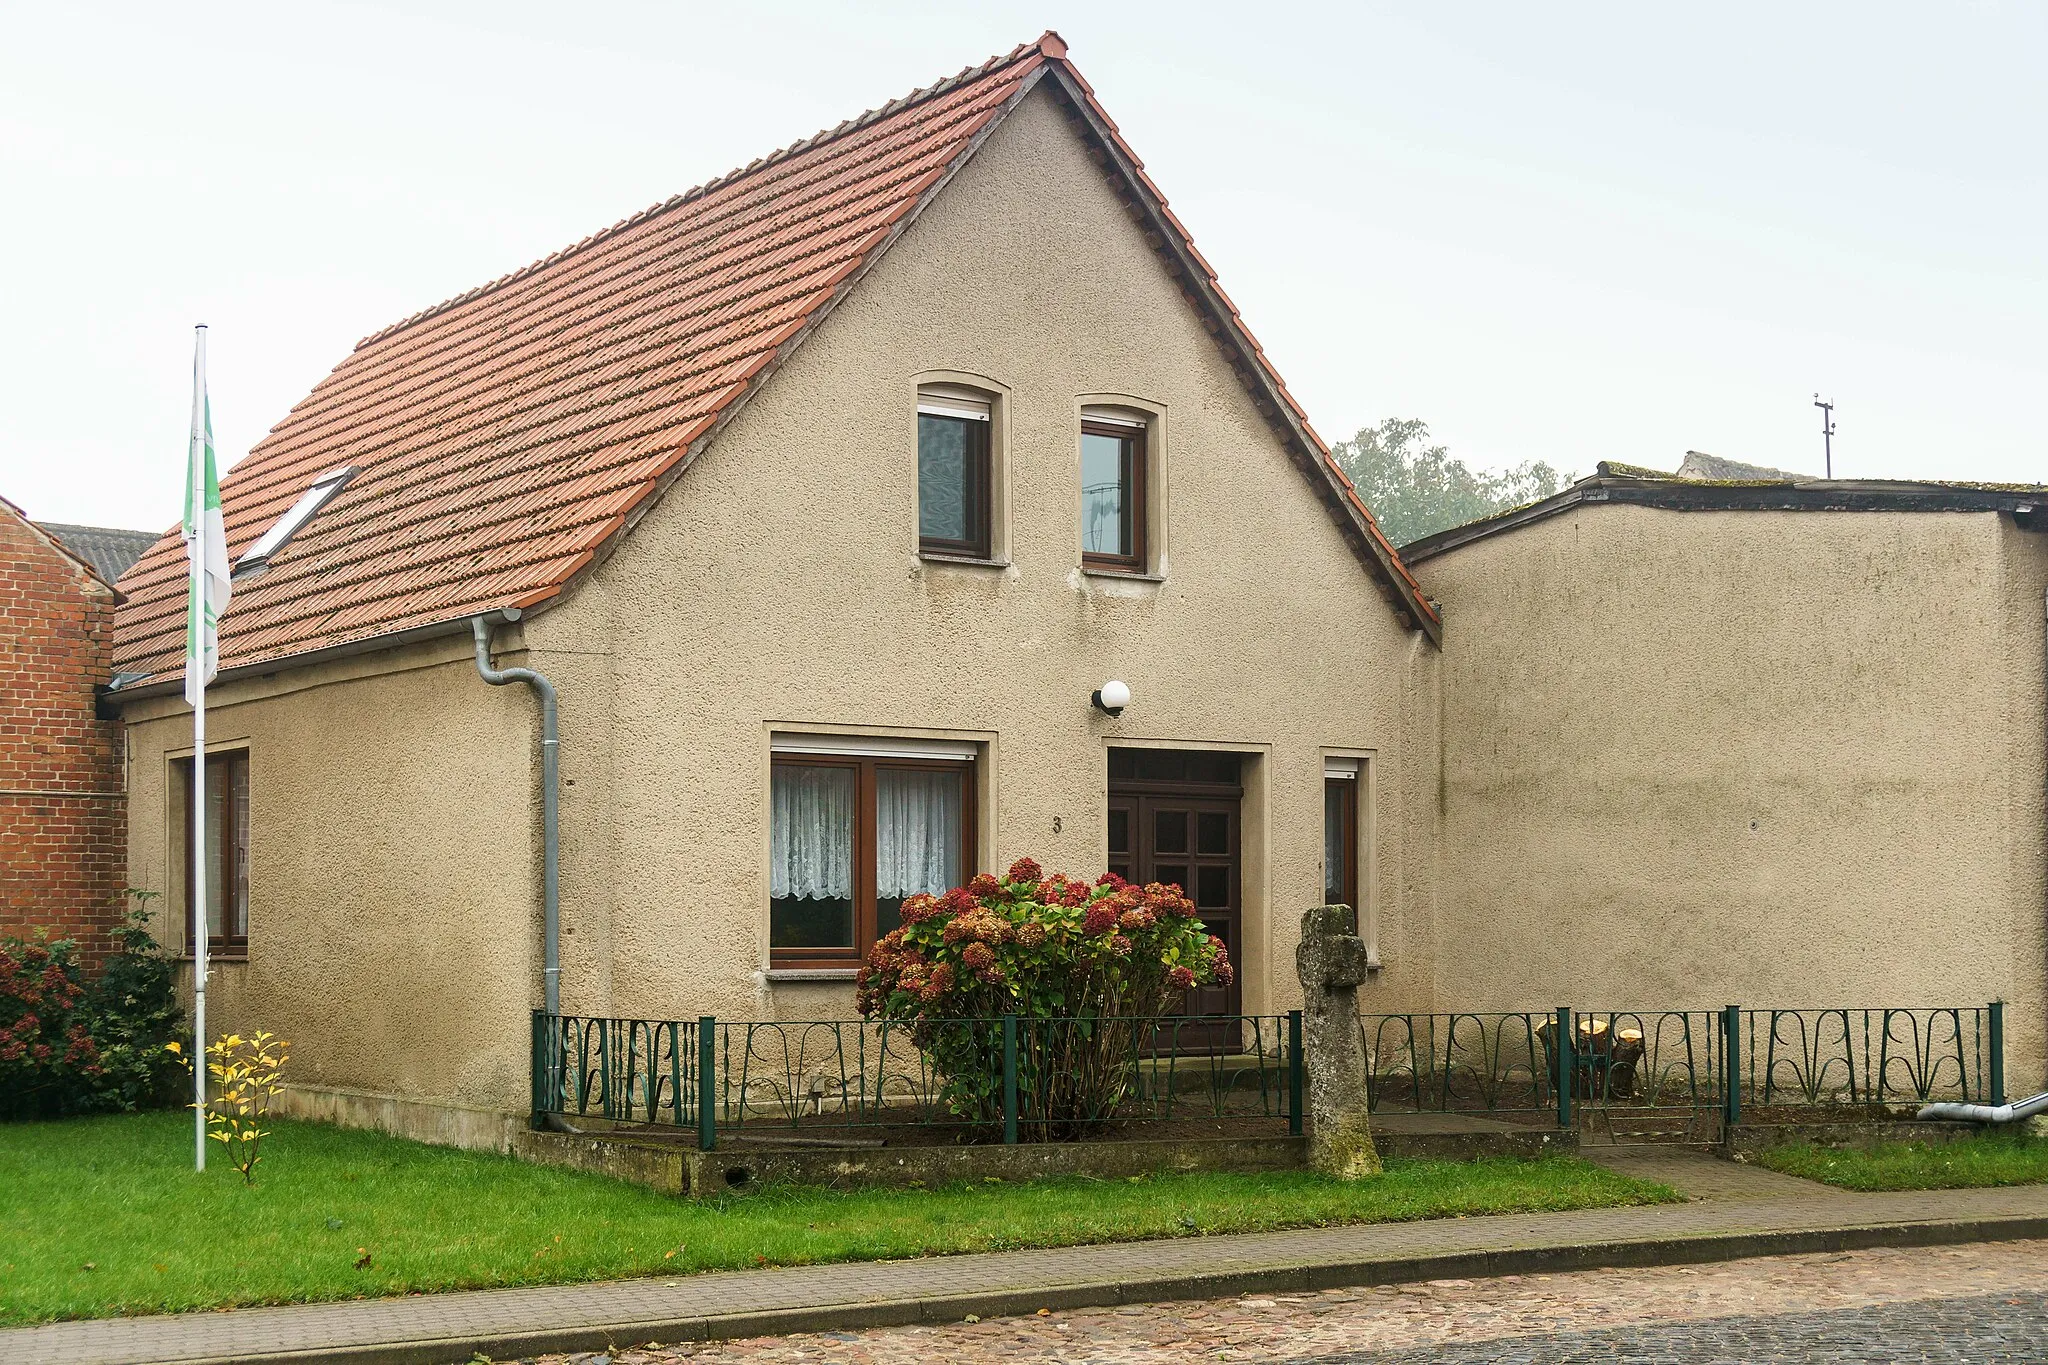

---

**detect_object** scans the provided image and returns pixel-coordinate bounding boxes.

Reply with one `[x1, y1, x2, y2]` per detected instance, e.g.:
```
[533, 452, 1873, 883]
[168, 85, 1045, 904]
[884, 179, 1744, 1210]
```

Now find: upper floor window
[917, 386, 992, 559]
[1081, 408, 1147, 571]
[176, 750, 251, 956]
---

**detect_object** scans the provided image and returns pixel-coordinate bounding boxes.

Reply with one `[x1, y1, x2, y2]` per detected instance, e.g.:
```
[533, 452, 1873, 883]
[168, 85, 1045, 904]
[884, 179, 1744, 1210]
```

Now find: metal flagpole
[189, 325, 209, 1173]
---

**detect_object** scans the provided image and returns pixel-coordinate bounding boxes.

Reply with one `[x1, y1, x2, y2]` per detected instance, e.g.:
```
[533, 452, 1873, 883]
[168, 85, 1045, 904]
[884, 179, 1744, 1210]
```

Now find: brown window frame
[1080, 418, 1147, 572]
[1323, 775, 1358, 911]
[177, 750, 251, 958]
[916, 409, 993, 560]
[769, 753, 978, 969]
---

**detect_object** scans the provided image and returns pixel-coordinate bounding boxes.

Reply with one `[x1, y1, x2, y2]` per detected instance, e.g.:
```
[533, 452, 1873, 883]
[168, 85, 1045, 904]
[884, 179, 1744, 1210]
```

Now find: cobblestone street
[532, 1240, 2048, 1364]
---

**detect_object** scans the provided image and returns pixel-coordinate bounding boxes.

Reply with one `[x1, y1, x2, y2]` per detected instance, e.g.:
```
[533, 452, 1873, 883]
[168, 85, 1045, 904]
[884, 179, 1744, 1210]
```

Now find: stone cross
[1293, 904, 1383, 1178]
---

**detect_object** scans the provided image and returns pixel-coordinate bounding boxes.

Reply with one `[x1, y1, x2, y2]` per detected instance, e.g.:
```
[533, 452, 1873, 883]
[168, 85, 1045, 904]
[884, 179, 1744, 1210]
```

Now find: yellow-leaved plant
[199, 1031, 289, 1183]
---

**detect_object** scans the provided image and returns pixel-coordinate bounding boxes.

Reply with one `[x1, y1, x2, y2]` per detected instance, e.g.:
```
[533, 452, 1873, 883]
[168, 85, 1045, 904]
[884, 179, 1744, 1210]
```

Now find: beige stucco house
[108, 35, 1446, 1147]
[1402, 462, 2048, 1085]
[103, 36, 2046, 1150]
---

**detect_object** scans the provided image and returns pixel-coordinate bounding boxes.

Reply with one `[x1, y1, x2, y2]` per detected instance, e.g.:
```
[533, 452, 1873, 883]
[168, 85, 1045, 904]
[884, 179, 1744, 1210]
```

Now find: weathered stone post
[1294, 904, 1382, 1178]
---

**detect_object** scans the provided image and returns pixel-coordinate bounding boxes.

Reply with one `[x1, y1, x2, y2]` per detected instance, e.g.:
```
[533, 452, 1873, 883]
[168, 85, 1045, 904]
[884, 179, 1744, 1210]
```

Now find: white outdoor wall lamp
[1091, 679, 1131, 717]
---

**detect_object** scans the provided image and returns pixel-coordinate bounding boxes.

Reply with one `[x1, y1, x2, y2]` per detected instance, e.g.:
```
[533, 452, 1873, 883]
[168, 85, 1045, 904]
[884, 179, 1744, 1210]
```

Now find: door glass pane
[918, 414, 974, 544]
[1196, 864, 1229, 908]
[1154, 863, 1189, 893]
[1324, 779, 1349, 906]
[1081, 431, 1129, 555]
[1107, 807, 1130, 854]
[875, 766, 963, 937]
[1153, 808, 1187, 854]
[770, 763, 857, 949]
[1196, 811, 1228, 855]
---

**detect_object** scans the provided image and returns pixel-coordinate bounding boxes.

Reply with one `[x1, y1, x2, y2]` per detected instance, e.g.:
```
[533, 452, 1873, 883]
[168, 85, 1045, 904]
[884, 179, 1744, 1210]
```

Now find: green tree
[1331, 418, 1570, 547]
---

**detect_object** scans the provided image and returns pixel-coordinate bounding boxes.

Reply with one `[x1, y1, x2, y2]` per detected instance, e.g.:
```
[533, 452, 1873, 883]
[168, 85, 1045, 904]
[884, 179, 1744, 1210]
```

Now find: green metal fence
[531, 1010, 1304, 1148]
[532, 1001, 2007, 1146]
[1357, 1003, 2006, 1131]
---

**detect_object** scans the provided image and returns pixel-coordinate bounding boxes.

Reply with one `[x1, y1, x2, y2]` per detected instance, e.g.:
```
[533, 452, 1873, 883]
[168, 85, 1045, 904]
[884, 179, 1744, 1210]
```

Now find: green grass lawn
[1754, 1129, 2048, 1191]
[0, 1112, 1676, 1324]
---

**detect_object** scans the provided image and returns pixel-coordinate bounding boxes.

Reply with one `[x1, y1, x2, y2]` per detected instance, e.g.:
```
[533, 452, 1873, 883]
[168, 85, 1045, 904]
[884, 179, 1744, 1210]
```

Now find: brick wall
[0, 505, 127, 969]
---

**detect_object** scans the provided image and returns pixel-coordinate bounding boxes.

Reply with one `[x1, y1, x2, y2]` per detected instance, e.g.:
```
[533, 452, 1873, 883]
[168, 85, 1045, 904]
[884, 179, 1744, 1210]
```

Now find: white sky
[2, 1, 2041, 531]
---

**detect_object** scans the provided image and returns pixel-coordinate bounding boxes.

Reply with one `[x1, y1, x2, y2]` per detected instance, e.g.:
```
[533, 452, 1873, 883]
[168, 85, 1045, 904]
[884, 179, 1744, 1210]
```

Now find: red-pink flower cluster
[1038, 873, 1091, 907]
[859, 857, 1230, 1022]
[941, 909, 1014, 947]
[0, 940, 100, 1076]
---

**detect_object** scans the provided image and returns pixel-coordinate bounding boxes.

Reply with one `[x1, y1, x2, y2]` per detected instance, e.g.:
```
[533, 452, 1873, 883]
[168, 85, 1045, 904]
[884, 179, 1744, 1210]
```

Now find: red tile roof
[113, 33, 1436, 686]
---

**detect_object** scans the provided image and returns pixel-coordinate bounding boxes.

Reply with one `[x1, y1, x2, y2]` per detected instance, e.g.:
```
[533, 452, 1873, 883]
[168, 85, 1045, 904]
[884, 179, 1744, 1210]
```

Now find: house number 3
[1052, 816, 1064, 833]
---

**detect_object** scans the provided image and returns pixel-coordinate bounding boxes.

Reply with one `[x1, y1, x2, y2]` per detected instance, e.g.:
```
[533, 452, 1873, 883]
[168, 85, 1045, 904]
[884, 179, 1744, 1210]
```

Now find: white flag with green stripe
[184, 328, 231, 704]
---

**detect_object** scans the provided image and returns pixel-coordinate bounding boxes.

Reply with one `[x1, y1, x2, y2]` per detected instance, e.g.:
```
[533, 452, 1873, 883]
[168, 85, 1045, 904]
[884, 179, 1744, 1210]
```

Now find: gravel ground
[526, 1240, 2048, 1364]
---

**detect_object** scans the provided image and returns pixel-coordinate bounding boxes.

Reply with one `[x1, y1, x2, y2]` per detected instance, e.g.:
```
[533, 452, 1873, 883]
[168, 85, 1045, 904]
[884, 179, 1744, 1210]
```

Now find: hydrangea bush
[0, 934, 100, 1120]
[0, 897, 187, 1122]
[855, 858, 1232, 1135]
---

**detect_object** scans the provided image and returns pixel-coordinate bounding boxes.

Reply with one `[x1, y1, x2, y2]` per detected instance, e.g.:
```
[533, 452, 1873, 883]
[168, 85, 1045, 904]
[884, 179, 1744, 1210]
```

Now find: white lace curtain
[770, 765, 855, 900]
[876, 767, 962, 898]
[770, 763, 964, 901]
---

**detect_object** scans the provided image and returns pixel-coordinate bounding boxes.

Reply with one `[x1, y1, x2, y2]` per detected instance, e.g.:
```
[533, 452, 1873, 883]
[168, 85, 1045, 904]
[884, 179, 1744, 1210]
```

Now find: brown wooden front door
[1107, 750, 1244, 1045]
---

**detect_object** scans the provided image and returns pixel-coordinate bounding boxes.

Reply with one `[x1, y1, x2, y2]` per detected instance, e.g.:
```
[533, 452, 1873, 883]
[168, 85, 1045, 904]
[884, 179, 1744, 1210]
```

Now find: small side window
[916, 386, 992, 559]
[1080, 408, 1147, 571]
[175, 750, 251, 956]
[1323, 760, 1358, 910]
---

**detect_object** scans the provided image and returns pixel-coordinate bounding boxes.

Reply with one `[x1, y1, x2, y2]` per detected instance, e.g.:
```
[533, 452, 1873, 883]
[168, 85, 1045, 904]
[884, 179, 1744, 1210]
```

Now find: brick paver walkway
[8, 1171, 2048, 1365]
[1575, 1145, 1846, 1201]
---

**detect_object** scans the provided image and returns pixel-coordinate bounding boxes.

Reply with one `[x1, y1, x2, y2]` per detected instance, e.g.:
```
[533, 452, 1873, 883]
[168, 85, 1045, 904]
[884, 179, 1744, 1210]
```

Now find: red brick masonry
[0, 500, 127, 968]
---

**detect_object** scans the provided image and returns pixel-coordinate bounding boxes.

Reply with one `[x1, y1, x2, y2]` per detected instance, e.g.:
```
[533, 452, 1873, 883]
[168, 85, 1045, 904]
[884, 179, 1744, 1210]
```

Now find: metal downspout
[1917, 1092, 2048, 1125]
[471, 613, 560, 1015]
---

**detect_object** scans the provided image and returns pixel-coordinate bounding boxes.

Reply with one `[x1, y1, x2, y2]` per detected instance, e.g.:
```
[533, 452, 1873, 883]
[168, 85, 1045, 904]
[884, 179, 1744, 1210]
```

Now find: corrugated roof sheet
[37, 522, 157, 586]
[113, 32, 1436, 685]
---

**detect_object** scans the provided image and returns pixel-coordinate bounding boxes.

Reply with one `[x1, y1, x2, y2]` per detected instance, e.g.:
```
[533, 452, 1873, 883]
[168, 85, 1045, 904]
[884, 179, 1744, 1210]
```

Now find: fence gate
[1563, 1008, 1730, 1146]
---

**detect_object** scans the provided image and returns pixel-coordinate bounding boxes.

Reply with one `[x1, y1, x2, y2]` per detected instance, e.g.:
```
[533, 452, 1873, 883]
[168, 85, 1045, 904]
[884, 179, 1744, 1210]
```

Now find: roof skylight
[236, 466, 355, 574]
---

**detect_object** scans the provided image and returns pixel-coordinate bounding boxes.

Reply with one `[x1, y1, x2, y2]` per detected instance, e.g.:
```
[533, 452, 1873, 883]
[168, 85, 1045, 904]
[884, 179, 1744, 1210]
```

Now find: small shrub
[0, 934, 99, 1120]
[0, 892, 189, 1120]
[856, 859, 1231, 1135]
[78, 894, 188, 1113]
[202, 1030, 290, 1183]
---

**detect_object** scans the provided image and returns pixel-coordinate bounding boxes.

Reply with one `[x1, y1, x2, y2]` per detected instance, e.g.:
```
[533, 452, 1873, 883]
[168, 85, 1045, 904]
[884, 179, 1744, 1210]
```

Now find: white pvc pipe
[1916, 1091, 2048, 1124]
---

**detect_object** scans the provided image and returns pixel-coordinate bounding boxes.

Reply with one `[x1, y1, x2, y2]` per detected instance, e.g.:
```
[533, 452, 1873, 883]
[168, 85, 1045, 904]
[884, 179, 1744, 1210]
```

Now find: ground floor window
[176, 750, 250, 956]
[770, 746, 974, 967]
[1324, 758, 1359, 910]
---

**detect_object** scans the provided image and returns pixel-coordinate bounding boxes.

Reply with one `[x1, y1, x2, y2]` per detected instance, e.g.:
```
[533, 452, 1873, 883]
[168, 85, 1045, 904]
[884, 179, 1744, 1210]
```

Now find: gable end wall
[528, 84, 1440, 1025]
[0, 509, 126, 968]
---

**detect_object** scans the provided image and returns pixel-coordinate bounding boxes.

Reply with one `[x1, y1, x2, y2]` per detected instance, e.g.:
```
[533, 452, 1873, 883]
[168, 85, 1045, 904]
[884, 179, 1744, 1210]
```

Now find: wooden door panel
[1112, 788, 1243, 1037]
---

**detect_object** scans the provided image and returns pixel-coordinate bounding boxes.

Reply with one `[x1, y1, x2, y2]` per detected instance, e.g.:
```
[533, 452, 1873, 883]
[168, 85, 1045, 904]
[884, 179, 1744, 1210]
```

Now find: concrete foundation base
[274, 1083, 524, 1153]
[1725, 1119, 1984, 1155]
[510, 1113, 1585, 1198]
